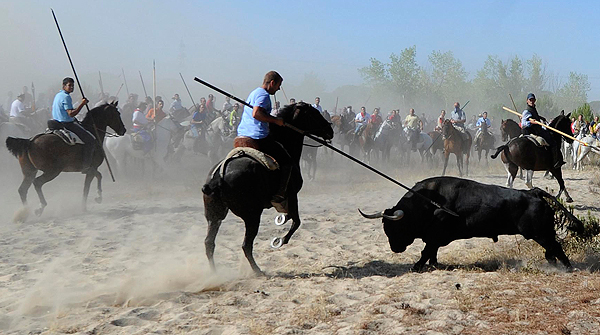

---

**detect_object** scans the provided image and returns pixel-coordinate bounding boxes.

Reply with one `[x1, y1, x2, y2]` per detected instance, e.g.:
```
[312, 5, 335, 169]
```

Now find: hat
[527, 93, 536, 100]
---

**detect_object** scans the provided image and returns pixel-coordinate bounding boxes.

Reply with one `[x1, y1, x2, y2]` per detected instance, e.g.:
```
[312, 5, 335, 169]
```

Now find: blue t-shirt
[237, 87, 272, 139]
[191, 111, 206, 128]
[52, 90, 75, 122]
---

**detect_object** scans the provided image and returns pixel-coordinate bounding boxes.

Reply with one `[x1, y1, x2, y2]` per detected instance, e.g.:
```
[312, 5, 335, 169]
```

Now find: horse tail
[490, 144, 508, 159]
[531, 188, 584, 234]
[201, 161, 225, 196]
[5, 137, 31, 158]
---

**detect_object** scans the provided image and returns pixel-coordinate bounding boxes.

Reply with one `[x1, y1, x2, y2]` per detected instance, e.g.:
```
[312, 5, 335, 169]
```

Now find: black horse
[202, 102, 334, 275]
[491, 111, 574, 202]
[6, 102, 126, 216]
[475, 121, 496, 163]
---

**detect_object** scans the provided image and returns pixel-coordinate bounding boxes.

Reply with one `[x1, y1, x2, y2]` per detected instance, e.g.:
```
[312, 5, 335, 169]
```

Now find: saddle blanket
[212, 147, 279, 180]
[45, 128, 84, 146]
[524, 134, 549, 147]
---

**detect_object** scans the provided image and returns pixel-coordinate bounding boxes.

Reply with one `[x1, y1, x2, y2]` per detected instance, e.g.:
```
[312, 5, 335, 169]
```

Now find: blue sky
[1, 0, 599, 105]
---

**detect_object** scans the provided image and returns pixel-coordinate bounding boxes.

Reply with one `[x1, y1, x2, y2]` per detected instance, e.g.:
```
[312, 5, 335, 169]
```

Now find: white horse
[105, 116, 184, 175]
[180, 115, 233, 165]
[400, 128, 433, 165]
[572, 134, 600, 171]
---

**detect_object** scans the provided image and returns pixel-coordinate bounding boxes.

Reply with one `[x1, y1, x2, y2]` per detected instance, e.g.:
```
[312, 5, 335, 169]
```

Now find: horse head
[441, 119, 453, 139]
[276, 102, 334, 141]
[83, 102, 126, 136]
[550, 110, 573, 144]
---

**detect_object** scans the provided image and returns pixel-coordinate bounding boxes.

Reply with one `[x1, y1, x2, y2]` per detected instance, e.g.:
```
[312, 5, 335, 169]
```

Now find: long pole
[502, 106, 594, 148]
[280, 86, 289, 103]
[153, 60, 156, 116]
[179, 73, 196, 107]
[31, 82, 36, 111]
[51, 8, 116, 182]
[193, 77, 458, 217]
[139, 71, 148, 98]
[114, 83, 124, 98]
[122, 68, 130, 96]
[98, 71, 105, 96]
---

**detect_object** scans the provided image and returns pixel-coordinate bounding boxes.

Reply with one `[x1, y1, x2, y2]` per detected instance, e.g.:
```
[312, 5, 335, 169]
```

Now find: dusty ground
[0, 149, 599, 335]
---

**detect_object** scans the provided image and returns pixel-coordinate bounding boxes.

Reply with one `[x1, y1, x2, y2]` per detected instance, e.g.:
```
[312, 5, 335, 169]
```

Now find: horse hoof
[566, 197, 573, 203]
[95, 197, 103, 204]
[34, 208, 43, 217]
[270, 237, 283, 249]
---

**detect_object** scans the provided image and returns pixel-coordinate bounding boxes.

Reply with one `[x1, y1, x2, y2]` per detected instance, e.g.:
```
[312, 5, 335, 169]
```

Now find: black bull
[360, 176, 583, 271]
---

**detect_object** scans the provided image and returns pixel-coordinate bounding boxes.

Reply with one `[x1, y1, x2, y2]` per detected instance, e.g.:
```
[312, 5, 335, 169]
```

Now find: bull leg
[241, 211, 264, 276]
[413, 244, 440, 272]
[203, 194, 229, 272]
[535, 237, 572, 270]
[33, 170, 61, 216]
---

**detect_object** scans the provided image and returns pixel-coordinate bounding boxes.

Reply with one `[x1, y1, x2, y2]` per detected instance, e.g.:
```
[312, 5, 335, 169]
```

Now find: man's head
[262, 71, 283, 95]
[361, 106, 366, 114]
[62, 77, 75, 93]
[578, 114, 583, 121]
[157, 100, 164, 108]
[173, 93, 180, 100]
[16, 94, 25, 101]
[454, 102, 460, 109]
[441, 110, 446, 117]
[482, 111, 488, 118]
[315, 97, 320, 105]
[225, 96, 230, 103]
[233, 103, 239, 110]
[409, 108, 415, 115]
[208, 94, 214, 100]
[527, 93, 536, 107]
[289, 98, 296, 104]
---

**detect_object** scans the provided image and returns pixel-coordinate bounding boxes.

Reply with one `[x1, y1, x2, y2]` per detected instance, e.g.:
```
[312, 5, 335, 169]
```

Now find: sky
[1, 0, 599, 110]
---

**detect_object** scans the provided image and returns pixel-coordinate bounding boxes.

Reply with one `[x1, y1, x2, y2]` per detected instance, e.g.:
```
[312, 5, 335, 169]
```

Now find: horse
[474, 121, 496, 163]
[491, 111, 574, 202]
[374, 120, 401, 162]
[201, 102, 333, 275]
[205, 115, 234, 165]
[105, 115, 184, 175]
[571, 134, 600, 171]
[5, 102, 126, 216]
[356, 122, 376, 162]
[400, 128, 433, 166]
[301, 136, 320, 180]
[330, 114, 354, 153]
[441, 120, 471, 177]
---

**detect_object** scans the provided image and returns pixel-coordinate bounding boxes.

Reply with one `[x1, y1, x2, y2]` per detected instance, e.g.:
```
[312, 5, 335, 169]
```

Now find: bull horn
[358, 209, 404, 220]
[384, 210, 404, 221]
[358, 208, 384, 219]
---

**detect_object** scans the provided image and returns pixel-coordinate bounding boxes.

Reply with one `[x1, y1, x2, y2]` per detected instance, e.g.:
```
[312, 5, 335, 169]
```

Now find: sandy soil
[0, 149, 599, 335]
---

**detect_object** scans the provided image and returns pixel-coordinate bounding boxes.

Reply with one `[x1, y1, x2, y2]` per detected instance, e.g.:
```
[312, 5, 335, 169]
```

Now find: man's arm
[252, 106, 284, 126]
[67, 98, 89, 117]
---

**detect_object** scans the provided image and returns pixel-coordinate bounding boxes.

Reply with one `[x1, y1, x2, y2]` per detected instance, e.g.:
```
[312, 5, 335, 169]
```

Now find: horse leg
[525, 170, 534, 189]
[32, 170, 61, 216]
[456, 154, 463, 177]
[203, 194, 229, 272]
[18, 163, 37, 206]
[94, 171, 103, 204]
[281, 194, 301, 246]
[442, 151, 450, 176]
[82, 172, 96, 211]
[550, 168, 573, 202]
[241, 211, 264, 276]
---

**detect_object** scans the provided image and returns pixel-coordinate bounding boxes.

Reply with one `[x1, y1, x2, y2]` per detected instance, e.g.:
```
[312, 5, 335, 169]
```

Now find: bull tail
[490, 144, 508, 159]
[5, 137, 31, 158]
[532, 188, 584, 234]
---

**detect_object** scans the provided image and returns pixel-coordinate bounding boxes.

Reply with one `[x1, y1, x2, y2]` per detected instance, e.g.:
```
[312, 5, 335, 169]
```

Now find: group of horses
[3, 101, 582, 275]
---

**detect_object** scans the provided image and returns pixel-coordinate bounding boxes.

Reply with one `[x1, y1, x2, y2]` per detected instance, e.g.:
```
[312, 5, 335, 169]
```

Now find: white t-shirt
[132, 109, 148, 127]
[10, 99, 25, 117]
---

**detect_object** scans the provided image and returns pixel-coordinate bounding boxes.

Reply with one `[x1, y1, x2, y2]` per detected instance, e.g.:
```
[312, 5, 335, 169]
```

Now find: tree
[556, 72, 591, 112]
[428, 50, 467, 106]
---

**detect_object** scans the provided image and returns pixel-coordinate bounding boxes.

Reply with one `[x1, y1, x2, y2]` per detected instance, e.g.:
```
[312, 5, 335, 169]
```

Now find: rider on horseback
[354, 106, 370, 136]
[235, 71, 291, 205]
[404, 108, 423, 151]
[9, 93, 36, 132]
[51, 77, 94, 173]
[450, 102, 469, 143]
[474, 111, 492, 148]
[521, 93, 565, 169]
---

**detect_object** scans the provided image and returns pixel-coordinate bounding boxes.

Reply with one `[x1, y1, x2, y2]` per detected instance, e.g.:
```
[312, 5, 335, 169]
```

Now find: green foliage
[571, 103, 593, 123]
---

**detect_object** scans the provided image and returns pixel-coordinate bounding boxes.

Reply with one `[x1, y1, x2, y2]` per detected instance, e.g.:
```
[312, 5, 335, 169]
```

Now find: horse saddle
[217, 147, 279, 176]
[524, 134, 549, 147]
[45, 120, 85, 146]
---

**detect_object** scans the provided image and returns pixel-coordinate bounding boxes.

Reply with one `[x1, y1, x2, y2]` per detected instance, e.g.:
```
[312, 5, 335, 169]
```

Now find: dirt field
[0, 150, 599, 335]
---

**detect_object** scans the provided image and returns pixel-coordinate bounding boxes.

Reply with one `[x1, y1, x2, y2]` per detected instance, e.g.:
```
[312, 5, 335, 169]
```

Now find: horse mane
[274, 102, 309, 122]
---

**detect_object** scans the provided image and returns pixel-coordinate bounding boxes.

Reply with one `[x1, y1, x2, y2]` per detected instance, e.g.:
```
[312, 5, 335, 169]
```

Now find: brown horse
[474, 121, 496, 163]
[5, 102, 126, 216]
[491, 111, 574, 202]
[441, 119, 471, 176]
[500, 118, 522, 141]
[357, 122, 376, 162]
[330, 114, 353, 153]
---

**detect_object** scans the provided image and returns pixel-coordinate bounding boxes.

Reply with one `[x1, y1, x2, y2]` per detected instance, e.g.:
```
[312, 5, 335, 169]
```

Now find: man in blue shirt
[474, 111, 492, 146]
[52, 77, 96, 173]
[235, 71, 290, 204]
